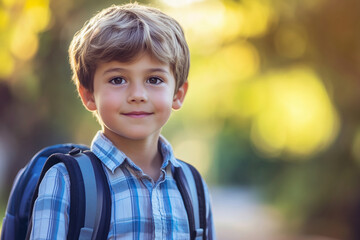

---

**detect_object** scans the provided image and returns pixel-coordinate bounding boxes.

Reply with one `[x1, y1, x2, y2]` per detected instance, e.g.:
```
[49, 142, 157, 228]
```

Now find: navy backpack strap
[26, 152, 86, 239]
[78, 150, 111, 240]
[172, 161, 207, 240]
[26, 149, 111, 240]
[185, 163, 207, 240]
[172, 165, 196, 239]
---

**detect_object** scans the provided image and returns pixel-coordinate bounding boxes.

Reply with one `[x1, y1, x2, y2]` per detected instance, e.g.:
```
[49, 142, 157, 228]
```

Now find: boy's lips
[122, 111, 153, 118]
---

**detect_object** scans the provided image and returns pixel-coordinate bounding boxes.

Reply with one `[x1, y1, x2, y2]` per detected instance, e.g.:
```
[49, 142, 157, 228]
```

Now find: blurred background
[1, 0, 360, 239]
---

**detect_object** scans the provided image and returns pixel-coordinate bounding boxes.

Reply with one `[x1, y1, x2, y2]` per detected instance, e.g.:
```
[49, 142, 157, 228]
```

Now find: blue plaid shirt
[30, 132, 215, 239]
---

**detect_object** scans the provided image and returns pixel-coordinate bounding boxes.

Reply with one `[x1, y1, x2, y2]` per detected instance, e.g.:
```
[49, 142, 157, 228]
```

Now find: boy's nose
[127, 84, 148, 103]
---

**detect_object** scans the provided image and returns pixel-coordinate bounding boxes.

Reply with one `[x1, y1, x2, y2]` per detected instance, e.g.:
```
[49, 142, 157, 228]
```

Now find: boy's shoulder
[1, 144, 111, 240]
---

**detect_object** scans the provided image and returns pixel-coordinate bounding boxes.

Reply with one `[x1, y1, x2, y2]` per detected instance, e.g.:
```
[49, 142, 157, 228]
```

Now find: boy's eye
[109, 77, 126, 85]
[147, 77, 164, 85]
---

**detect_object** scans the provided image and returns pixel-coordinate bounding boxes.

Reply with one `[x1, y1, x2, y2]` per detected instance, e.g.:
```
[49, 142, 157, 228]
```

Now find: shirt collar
[91, 131, 180, 173]
[158, 135, 181, 168]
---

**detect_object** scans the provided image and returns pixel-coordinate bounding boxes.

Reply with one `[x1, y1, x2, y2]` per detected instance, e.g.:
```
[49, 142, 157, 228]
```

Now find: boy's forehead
[97, 52, 171, 68]
[95, 52, 172, 74]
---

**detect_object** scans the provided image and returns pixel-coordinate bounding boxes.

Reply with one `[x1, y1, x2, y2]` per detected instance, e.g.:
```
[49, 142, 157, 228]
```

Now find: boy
[29, 3, 215, 239]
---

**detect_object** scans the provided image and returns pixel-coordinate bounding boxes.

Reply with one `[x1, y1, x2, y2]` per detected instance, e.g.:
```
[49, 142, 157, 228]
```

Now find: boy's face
[79, 52, 187, 142]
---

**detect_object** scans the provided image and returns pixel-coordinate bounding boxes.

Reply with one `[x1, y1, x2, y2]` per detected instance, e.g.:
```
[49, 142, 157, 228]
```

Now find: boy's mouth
[122, 111, 153, 118]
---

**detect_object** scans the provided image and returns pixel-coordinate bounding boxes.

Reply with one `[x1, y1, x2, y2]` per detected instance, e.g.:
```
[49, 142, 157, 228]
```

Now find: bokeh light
[2, 0, 360, 238]
[0, 0, 51, 77]
[250, 67, 339, 158]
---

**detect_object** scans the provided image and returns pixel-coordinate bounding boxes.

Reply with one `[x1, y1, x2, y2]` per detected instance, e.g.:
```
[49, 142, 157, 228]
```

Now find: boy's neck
[103, 130, 163, 181]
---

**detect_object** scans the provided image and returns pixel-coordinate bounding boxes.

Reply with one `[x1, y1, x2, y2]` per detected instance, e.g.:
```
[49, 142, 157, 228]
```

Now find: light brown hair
[69, 3, 190, 93]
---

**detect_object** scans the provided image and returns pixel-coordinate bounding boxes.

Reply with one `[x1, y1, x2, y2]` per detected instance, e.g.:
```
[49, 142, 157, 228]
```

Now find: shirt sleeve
[30, 163, 70, 240]
[203, 179, 216, 240]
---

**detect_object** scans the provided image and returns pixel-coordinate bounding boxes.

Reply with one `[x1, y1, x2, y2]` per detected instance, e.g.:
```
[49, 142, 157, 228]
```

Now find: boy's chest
[105, 166, 190, 239]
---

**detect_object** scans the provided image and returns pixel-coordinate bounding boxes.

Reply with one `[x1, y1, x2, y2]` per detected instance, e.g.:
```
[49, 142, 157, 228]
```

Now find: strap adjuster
[69, 148, 81, 156]
[194, 228, 203, 239]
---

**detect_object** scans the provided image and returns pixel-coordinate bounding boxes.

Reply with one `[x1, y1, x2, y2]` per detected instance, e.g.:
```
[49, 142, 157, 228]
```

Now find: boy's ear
[78, 85, 97, 111]
[172, 81, 188, 110]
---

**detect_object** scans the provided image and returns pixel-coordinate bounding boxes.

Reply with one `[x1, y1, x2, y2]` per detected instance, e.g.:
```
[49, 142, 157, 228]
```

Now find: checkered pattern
[30, 131, 215, 239]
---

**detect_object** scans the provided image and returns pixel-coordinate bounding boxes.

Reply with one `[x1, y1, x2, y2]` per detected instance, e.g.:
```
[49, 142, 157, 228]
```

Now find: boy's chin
[103, 128, 161, 142]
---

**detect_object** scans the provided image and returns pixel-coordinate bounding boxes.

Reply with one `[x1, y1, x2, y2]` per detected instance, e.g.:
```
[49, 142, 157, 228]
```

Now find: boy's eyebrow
[146, 68, 170, 74]
[102, 68, 127, 75]
[103, 67, 170, 75]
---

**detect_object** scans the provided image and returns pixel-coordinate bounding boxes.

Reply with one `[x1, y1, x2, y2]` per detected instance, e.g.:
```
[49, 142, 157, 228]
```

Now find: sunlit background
[1, 0, 360, 239]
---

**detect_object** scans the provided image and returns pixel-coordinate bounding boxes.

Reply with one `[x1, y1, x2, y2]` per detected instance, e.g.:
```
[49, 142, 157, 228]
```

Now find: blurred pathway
[210, 187, 342, 240]
[210, 187, 285, 240]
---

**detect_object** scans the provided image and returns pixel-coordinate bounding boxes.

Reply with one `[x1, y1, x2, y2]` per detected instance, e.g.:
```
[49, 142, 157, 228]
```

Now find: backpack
[1, 144, 207, 240]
